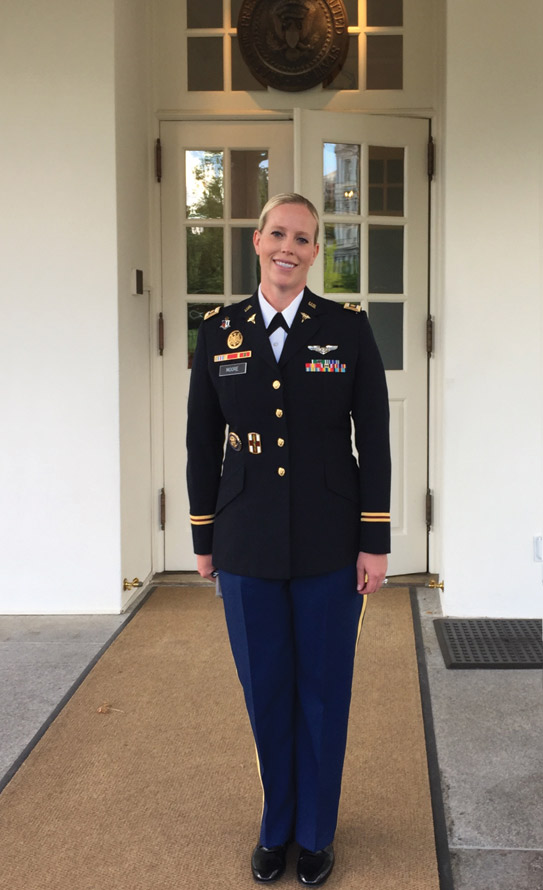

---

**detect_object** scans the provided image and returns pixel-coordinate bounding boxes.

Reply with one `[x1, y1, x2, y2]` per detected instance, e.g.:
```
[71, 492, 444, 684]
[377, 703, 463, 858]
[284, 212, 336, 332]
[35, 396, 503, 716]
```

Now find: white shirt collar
[258, 286, 304, 329]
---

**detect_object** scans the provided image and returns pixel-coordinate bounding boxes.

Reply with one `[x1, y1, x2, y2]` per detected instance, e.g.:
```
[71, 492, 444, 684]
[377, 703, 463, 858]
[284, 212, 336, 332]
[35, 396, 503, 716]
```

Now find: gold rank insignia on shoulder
[343, 302, 361, 313]
[227, 330, 243, 349]
[204, 306, 221, 321]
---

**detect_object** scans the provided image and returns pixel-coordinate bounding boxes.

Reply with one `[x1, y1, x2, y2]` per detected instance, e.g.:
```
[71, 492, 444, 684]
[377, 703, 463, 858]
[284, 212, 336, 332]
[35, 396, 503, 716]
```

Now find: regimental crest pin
[220, 317, 231, 330]
[227, 329, 243, 349]
[308, 345, 338, 355]
[248, 432, 262, 454]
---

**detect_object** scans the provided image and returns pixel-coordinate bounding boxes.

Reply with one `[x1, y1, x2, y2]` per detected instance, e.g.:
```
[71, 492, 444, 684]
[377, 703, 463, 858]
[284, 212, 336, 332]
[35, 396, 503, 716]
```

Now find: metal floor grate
[434, 618, 543, 669]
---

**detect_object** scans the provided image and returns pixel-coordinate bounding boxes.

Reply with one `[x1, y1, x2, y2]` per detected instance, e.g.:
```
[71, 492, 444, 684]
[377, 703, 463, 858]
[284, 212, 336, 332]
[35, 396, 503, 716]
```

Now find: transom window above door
[185, 0, 403, 93]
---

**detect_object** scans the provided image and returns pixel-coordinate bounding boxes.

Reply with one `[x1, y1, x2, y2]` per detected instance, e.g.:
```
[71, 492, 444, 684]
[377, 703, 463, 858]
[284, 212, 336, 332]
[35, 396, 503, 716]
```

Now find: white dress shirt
[258, 286, 304, 361]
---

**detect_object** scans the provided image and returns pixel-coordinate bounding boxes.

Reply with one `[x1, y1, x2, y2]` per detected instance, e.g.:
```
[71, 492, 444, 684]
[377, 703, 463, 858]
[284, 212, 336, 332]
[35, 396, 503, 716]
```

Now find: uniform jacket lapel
[240, 294, 278, 370]
[240, 288, 325, 369]
[279, 288, 324, 368]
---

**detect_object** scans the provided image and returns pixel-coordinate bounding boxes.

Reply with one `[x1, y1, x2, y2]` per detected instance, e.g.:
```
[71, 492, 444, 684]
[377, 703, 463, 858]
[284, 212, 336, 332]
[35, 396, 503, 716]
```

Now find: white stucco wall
[440, 1, 543, 616]
[114, 0, 154, 608]
[0, 0, 122, 612]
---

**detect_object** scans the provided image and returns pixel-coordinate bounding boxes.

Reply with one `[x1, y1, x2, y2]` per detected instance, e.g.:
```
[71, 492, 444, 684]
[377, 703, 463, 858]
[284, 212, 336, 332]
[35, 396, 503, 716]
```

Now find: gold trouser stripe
[254, 741, 265, 822]
[356, 594, 368, 650]
[361, 513, 390, 523]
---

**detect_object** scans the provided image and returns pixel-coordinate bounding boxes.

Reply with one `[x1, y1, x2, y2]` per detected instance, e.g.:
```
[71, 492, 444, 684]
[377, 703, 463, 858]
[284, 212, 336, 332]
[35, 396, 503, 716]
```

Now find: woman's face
[253, 203, 319, 297]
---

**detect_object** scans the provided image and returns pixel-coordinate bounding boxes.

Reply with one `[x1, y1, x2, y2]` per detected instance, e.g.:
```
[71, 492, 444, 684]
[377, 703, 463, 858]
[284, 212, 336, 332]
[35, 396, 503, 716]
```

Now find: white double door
[160, 111, 429, 575]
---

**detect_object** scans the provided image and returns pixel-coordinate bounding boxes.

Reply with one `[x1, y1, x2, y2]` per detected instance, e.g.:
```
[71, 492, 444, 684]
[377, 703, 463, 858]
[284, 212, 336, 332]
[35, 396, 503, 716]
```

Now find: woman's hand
[356, 552, 388, 594]
[197, 553, 216, 582]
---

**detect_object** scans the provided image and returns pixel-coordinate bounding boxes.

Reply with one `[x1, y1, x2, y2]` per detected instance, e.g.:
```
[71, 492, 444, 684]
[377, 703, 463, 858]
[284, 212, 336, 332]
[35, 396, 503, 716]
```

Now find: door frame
[148, 110, 439, 578]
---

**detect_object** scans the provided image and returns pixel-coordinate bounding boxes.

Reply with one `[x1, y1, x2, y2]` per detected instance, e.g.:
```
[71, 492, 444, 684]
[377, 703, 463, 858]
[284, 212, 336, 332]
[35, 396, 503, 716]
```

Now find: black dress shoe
[251, 843, 288, 883]
[296, 845, 335, 886]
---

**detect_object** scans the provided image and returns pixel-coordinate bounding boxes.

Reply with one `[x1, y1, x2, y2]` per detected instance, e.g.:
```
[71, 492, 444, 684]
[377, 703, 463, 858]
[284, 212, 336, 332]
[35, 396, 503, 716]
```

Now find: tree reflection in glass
[231, 151, 269, 218]
[186, 150, 224, 219]
[187, 227, 224, 294]
[324, 224, 360, 293]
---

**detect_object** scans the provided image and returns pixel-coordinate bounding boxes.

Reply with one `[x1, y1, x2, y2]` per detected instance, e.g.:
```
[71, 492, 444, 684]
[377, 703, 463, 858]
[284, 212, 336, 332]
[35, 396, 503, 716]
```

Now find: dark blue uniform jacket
[187, 288, 391, 579]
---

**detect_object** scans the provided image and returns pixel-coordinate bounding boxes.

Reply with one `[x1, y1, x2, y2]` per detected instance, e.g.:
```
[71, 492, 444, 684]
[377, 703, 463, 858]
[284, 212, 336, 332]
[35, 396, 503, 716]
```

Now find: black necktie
[267, 312, 289, 335]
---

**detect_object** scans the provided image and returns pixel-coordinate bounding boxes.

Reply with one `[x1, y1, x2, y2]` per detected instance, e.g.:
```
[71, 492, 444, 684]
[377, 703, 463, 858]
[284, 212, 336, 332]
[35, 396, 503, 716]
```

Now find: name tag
[219, 362, 247, 377]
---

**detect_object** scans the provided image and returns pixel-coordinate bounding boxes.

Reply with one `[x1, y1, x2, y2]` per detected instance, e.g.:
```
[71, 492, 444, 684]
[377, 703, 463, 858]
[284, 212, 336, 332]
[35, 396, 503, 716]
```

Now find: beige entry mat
[0, 586, 441, 889]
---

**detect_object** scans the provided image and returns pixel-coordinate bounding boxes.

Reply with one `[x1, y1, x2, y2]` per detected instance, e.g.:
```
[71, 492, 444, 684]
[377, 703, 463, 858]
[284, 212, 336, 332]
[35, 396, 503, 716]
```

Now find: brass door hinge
[155, 138, 162, 183]
[427, 136, 435, 180]
[160, 488, 166, 530]
[426, 489, 433, 531]
[426, 316, 434, 357]
[158, 312, 164, 356]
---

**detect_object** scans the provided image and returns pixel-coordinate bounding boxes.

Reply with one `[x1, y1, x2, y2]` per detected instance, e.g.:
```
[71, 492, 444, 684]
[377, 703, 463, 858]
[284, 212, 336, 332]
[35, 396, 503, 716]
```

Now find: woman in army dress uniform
[186, 193, 390, 886]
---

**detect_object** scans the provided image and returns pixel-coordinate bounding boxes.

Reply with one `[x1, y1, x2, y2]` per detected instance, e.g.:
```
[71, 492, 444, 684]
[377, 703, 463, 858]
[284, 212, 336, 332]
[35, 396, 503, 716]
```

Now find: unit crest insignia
[220, 317, 231, 330]
[227, 330, 244, 349]
[248, 432, 262, 454]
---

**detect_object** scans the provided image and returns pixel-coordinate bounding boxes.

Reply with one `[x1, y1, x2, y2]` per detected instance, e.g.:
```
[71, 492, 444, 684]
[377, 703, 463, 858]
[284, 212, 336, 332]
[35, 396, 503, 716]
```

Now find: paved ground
[1, 576, 542, 889]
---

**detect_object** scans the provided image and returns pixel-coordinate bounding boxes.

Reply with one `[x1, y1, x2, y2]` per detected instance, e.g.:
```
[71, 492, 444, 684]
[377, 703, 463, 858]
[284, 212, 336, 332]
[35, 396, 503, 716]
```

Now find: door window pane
[188, 37, 223, 91]
[366, 35, 403, 90]
[187, 302, 223, 368]
[187, 227, 224, 293]
[232, 227, 260, 295]
[368, 302, 403, 369]
[324, 35, 359, 91]
[231, 151, 269, 218]
[323, 143, 360, 214]
[368, 225, 404, 293]
[324, 224, 360, 293]
[187, 0, 223, 29]
[367, 0, 403, 26]
[369, 147, 404, 216]
[231, 37, 267, 91]
[186, 151, 224, 219]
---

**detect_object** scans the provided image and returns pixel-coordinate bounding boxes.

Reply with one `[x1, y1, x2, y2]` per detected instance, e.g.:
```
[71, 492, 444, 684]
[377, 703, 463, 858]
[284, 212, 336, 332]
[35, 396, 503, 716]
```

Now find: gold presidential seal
[237, 0, 349, 92]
